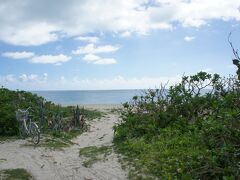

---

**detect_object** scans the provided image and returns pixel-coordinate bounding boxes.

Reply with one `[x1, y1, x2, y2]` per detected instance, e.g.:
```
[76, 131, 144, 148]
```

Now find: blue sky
[0, 0, 240, 90]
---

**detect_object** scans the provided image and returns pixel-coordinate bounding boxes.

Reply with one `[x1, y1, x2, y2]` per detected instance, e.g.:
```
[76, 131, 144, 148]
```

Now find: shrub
[0, 88, 44, 136]
[114, 72, 240, 179]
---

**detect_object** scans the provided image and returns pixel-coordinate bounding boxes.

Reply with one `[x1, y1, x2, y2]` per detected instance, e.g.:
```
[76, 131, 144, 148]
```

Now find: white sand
[0, 105, 127, 180]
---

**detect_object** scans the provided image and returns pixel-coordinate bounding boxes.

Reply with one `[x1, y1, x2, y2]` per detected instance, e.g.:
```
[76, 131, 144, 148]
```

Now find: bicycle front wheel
[30, 122, 40, 145]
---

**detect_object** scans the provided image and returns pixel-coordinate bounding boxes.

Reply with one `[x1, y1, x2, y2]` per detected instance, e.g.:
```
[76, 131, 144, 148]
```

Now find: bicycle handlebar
[17, 107, 33, 113]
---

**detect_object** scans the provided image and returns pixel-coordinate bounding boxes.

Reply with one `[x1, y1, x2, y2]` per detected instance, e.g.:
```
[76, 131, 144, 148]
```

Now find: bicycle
[16, 107, 40, 145]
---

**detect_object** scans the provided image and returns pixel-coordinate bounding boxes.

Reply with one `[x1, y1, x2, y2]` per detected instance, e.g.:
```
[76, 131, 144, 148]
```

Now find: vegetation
[79, 145, 113, 167]
[0, 136, 19, 143]
[21, 129, 87, 150]
[0, 87, 103, 146]
[114, 70, 240, 179]
[0, 88, 43, 136]
[83, 109, 105, 121]
[0, 168, 33, 180]
[109, 107, 122, 114]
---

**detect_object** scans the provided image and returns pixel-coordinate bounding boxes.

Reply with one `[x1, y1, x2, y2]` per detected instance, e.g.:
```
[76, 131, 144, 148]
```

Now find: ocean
[32, 90, 142, 105]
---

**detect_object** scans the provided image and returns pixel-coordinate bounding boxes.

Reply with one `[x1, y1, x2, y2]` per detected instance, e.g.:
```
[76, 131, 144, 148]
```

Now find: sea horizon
[32, 89, 144, 105]
[31, 88, 144, 92]
[32, 88, 211, 105]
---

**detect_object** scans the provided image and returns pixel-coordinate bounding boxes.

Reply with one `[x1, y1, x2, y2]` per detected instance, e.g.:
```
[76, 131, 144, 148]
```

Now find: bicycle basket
[16, 111, 28, 122]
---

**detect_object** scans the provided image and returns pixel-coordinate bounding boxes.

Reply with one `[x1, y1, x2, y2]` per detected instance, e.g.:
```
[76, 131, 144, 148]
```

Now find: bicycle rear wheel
[30, 122, 40, 144]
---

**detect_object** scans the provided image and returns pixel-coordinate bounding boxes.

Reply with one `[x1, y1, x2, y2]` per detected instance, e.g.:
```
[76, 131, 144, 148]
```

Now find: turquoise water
[33, 90, 142, 105]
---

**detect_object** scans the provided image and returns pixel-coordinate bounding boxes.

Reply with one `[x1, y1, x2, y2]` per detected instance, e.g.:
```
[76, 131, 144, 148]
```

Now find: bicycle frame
[22, 116, 32, 135]
[17, 107, 32, 134]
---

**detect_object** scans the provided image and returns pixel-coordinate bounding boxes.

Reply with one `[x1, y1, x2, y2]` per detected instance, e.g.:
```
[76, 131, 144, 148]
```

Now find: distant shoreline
[31, 89, 144, 92]
[62, 104, 122, 110]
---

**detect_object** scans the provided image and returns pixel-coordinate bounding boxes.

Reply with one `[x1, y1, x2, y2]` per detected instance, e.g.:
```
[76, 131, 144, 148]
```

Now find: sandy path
[0, 106, 127, 180]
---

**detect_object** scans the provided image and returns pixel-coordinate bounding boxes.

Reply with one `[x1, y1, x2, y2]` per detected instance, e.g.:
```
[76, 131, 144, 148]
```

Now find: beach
[0, 104, 127, 180]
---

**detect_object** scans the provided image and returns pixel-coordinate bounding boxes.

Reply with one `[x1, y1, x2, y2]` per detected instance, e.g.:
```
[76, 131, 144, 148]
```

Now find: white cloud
[2, 51, 71, 65]
[2, 51, 35, 59]
[182, 19, 206, 28]
[83, 54, 100, 62]
[19, 74, 39, 82]
[30, 54, 71, 65]
[0, 73, 182, 90]
[83, 54, 117, 65]
[1, 74, 17, 83]
[120, 31, 132, 37]
[43, 73, 48, 81]
[53, 75, 181, 90]
[94, 58, 117, 65]
[72, 43, 120, 55]
[75, 36, 99, 43]
[184, 36, 196, 42]
[1, 0, 239, 45]
[0, 23, 59, 46]
[0, 73, 48, 90]
[19, 74, 29, 82]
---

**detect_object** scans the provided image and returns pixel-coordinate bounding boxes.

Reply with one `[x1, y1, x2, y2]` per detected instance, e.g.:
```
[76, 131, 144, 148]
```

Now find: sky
[1, 0, 240, 90]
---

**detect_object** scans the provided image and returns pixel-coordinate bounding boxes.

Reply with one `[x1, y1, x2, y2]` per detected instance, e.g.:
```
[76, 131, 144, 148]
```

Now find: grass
[22, 129, 87, 150]
[0, 136, 19, 143]
[114, 118, 240, 179]
[21, 136, 73, 150]
[84, 109, 105, 121]
[109, 108, 122, 114]
[40, 129, 86, 150]
[114, 126, 204, 179]
[40, 137, 74, 150]
[0, 168, 33, 180]
[79, 145, 113, 167]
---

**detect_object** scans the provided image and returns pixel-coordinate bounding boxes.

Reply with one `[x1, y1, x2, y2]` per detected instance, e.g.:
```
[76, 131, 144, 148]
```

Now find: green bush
[0, 87, 103, 137]
[114, 72, 240, 179]
[0, 88, 45, 136]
